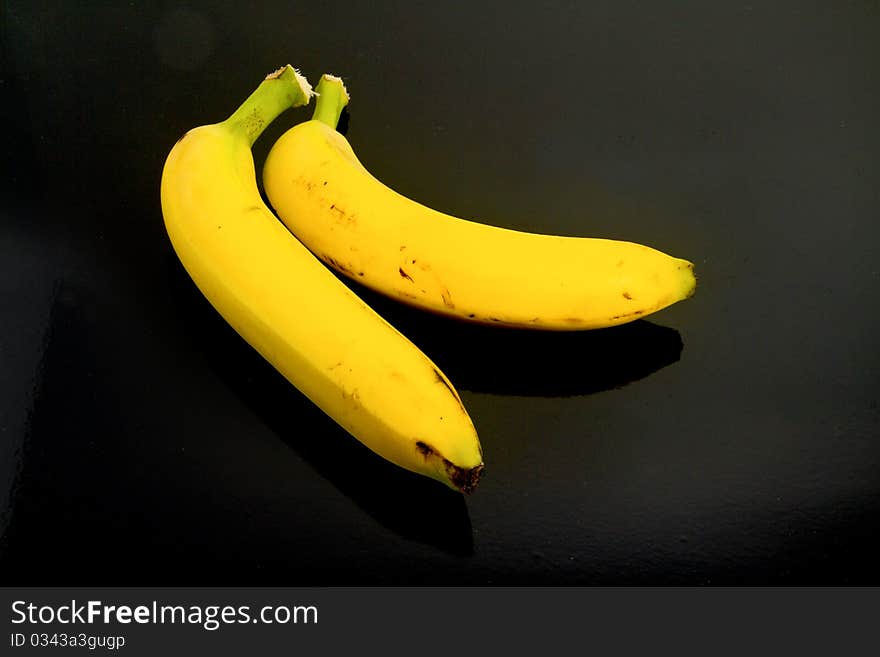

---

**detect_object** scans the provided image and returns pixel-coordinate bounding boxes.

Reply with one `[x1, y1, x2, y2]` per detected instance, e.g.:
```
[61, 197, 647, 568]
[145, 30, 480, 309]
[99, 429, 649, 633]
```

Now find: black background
[1, 1, 878, 584]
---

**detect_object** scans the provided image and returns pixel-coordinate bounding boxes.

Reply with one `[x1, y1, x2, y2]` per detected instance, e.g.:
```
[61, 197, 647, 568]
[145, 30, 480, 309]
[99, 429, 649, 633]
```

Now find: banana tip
[447, 462, 484, 495]
[682, 260, 697, 298]
[670, 258, 697, 299]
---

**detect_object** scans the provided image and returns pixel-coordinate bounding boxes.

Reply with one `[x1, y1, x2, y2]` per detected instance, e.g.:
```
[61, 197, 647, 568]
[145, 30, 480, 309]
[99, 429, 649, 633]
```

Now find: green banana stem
[312, 74, 350, 130]
[223, 65, 313, 146]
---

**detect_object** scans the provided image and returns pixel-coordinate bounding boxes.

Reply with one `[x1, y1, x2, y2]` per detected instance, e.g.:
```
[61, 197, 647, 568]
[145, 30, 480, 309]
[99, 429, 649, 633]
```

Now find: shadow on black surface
[166, 251, 685, 554]
[336, 107, 350, 136]
[167, 257, 474, 557]
[341, 278, 685, 398]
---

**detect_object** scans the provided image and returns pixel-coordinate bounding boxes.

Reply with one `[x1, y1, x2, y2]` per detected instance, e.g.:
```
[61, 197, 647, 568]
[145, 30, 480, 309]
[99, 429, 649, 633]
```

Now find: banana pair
[160, 65, 696, 493]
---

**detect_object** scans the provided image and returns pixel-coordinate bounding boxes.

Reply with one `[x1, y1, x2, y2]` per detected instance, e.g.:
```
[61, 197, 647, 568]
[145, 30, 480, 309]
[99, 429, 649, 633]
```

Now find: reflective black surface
[2, 2, 879, 584]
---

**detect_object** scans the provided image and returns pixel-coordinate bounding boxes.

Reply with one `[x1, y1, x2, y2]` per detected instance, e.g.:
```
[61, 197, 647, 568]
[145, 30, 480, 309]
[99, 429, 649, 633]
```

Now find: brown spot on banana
[447, 461, 483, 495]
[341, 386, 361, 404]
[610, 309, 645, 321]
[414, 441, 483, 495]
[320, 254, 354, 276]
[399, 268, 414, 282]
[327, 203, 355, 225]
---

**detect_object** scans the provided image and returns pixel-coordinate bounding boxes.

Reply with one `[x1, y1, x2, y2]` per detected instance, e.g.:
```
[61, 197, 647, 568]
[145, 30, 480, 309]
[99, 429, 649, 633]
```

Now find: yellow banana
[263, 74, 696, 330]
[160, 66, 483, 493]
